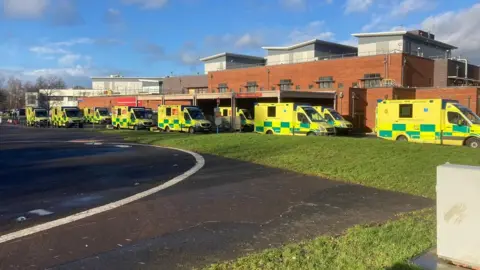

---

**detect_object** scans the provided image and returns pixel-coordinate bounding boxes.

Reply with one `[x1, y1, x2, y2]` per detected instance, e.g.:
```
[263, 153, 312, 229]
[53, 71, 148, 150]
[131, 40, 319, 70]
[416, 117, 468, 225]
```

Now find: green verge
[103, 131, 479, 269]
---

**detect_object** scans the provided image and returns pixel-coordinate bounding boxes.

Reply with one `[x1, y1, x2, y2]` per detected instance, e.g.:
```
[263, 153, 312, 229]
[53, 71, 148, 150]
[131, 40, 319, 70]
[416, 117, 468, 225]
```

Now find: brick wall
[416, 87, 480, 114]
[403, 55, 435, 87]
[365, 88, 395, 132]
[208, 54, 406, 94]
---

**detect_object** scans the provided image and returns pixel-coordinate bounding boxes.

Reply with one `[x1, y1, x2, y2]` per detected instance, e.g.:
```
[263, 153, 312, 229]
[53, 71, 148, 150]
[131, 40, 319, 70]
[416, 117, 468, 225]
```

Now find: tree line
[0, 75, 87, 111]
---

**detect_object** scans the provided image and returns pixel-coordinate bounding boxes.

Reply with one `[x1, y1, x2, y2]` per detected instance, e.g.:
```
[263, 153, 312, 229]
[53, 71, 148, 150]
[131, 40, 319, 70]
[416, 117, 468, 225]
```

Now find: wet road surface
[0, 125, 433, 269]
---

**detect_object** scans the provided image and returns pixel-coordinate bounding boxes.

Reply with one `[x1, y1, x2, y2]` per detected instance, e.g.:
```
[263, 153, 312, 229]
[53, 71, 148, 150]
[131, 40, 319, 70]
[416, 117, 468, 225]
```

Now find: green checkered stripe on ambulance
[255, 121, 311, 134]
[378, 123, 471, 140]
[158, 118, 192, 129]
[112, 118, 128, 127]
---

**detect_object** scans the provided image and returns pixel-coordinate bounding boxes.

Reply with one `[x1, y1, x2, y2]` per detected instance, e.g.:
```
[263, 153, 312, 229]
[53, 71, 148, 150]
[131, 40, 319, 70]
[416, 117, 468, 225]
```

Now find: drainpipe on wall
[401, 57, 407, 87]
[456, 58, 468, 81]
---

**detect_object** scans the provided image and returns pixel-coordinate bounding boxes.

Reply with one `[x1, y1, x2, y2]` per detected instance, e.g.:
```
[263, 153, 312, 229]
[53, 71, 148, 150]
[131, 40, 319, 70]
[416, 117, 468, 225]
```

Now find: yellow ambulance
[219, 106, 254, 131]
[376, 99, 480, 148]
[83, 107, 111, 124]
[254, 103, 334, 136]
[314, 106, 353, 135]
[157, 105, 212, 133]
[26, 106, 49, 127]
[112, 106, 153, 130]
[50, 106, 84, 128]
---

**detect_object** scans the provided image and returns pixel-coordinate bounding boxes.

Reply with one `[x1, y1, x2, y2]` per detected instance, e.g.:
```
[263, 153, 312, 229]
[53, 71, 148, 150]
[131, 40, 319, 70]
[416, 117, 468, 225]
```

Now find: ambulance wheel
[396, 135, 408, 142]
[133, 125, 138, 131]
[188, 127, 195, 134]
[266, 130, 273, 135]
[465, 137, 479, 149]
[116, 124, 120, 130]
[164, 126, 170, 132]
[307, 132, 315, 136]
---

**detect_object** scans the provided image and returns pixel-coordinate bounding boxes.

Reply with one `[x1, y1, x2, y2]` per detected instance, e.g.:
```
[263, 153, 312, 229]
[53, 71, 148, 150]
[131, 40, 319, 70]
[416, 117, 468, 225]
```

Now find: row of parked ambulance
[24, 98, 480, 148]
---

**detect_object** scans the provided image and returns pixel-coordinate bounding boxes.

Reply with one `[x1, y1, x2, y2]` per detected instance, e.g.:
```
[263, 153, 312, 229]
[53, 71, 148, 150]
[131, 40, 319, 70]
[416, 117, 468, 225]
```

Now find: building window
[338, 83, 344, 89]
[27, 95, 36, 105]
[363, 73, 382, 88]
[399, 104, 413, 118]
[279, 79, 292, 91]
[166, 107, 172, 116]
[246, 81, 257, 92]
[218, 83, 228, 93]
[317, 76, 334, 89]
[68, 97, 77, 101]
[267, 106, 276, 117]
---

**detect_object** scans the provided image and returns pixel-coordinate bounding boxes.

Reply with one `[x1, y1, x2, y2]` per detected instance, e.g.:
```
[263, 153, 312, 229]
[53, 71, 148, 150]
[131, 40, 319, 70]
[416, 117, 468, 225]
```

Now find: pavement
[0, 125, 433, 269]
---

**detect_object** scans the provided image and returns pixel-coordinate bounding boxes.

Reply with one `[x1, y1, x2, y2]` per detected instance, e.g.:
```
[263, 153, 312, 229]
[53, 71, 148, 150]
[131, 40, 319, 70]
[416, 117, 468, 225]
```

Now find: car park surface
[0, 125, 433, 269]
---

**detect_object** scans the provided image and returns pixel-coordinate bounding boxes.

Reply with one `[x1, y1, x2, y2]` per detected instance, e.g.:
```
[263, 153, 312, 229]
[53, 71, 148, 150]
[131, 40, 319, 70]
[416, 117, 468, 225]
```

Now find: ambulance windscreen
[328, 109, 345, 121]
[35, 110, 48, 117]
[241, 109, 253, 120]
[303, 107, 325, 122]
[133, 109, 146, 119]
[65, 109, 82, 117]
[187, 108, 205, 120]
[98, 108, 109, 116]
[454, 104, 480, 124]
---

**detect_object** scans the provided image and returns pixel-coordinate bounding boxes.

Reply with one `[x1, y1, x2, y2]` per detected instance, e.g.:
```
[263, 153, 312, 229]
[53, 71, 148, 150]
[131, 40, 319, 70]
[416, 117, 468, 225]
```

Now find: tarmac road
[0, 125, 433, 269]
[0, 126, 196, 233]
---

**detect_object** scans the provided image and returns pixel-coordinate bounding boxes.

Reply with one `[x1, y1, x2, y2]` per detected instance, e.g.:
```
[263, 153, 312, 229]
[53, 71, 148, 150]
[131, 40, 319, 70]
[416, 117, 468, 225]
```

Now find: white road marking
[115, 144, 131, 148]
[0, 142, 205, 244]
[28, 209, 54, 216]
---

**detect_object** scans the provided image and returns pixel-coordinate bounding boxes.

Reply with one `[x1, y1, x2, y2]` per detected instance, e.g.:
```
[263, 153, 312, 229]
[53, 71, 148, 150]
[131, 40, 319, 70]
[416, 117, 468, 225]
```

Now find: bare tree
[6, 77, 24, 109]
[36, 75, 66, 109]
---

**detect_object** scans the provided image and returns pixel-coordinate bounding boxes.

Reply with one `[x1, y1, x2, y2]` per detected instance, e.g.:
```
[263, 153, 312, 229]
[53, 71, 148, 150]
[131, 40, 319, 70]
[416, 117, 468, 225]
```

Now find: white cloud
[29, 46, 69, 55]
[58, 54, 82, 66]
[3, 0, 49, 19]
[288, 20, 335, 43]
[361, 15, 382, 32]
[104, 8, 123, 24]
[421, 3, 480, 64]
[234, 33, 263, 49]
[345, 0, 373, 14]
[122, 0, 168, 9]
[205, 32, 264, 50]
[52, 38, 94, 47]
[280, 0, 306, 10]
[391, 0, 435, 16]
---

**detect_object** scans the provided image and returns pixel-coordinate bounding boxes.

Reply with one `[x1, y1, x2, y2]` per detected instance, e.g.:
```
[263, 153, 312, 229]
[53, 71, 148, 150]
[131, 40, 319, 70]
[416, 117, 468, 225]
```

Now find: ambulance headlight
[340, 122, 347, 128]
[195, 122, 201, 127]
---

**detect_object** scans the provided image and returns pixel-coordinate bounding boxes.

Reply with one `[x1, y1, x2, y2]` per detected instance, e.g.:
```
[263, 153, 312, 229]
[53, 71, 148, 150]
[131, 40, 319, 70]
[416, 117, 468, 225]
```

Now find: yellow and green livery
[83, 107, 111, 124]
[376, 99, 480, 148]
[26, 106, 49, 127]
[254, 103, 335, 136]
[314, 106, 353, 135]
[49, 106, 84, 128]
[112, 106, 153, 130]
[219, 106, 254, 131]
[157, 105, 212, 133]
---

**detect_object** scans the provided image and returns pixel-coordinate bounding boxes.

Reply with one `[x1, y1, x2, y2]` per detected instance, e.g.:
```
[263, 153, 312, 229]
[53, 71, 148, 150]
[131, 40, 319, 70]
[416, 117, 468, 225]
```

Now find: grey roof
[352, 31, 457, 50]
[199, 52, 265, 62]
[262, 39, 357, 51]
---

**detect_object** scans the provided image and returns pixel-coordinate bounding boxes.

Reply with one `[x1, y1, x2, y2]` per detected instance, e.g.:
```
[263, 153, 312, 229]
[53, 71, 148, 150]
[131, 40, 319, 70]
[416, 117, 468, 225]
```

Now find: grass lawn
[103, 131, 479, 269]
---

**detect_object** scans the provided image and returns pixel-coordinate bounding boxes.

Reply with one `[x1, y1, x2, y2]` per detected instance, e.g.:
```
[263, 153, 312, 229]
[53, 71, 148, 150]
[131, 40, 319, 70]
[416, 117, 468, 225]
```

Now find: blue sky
[0, 0, 479, 86]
